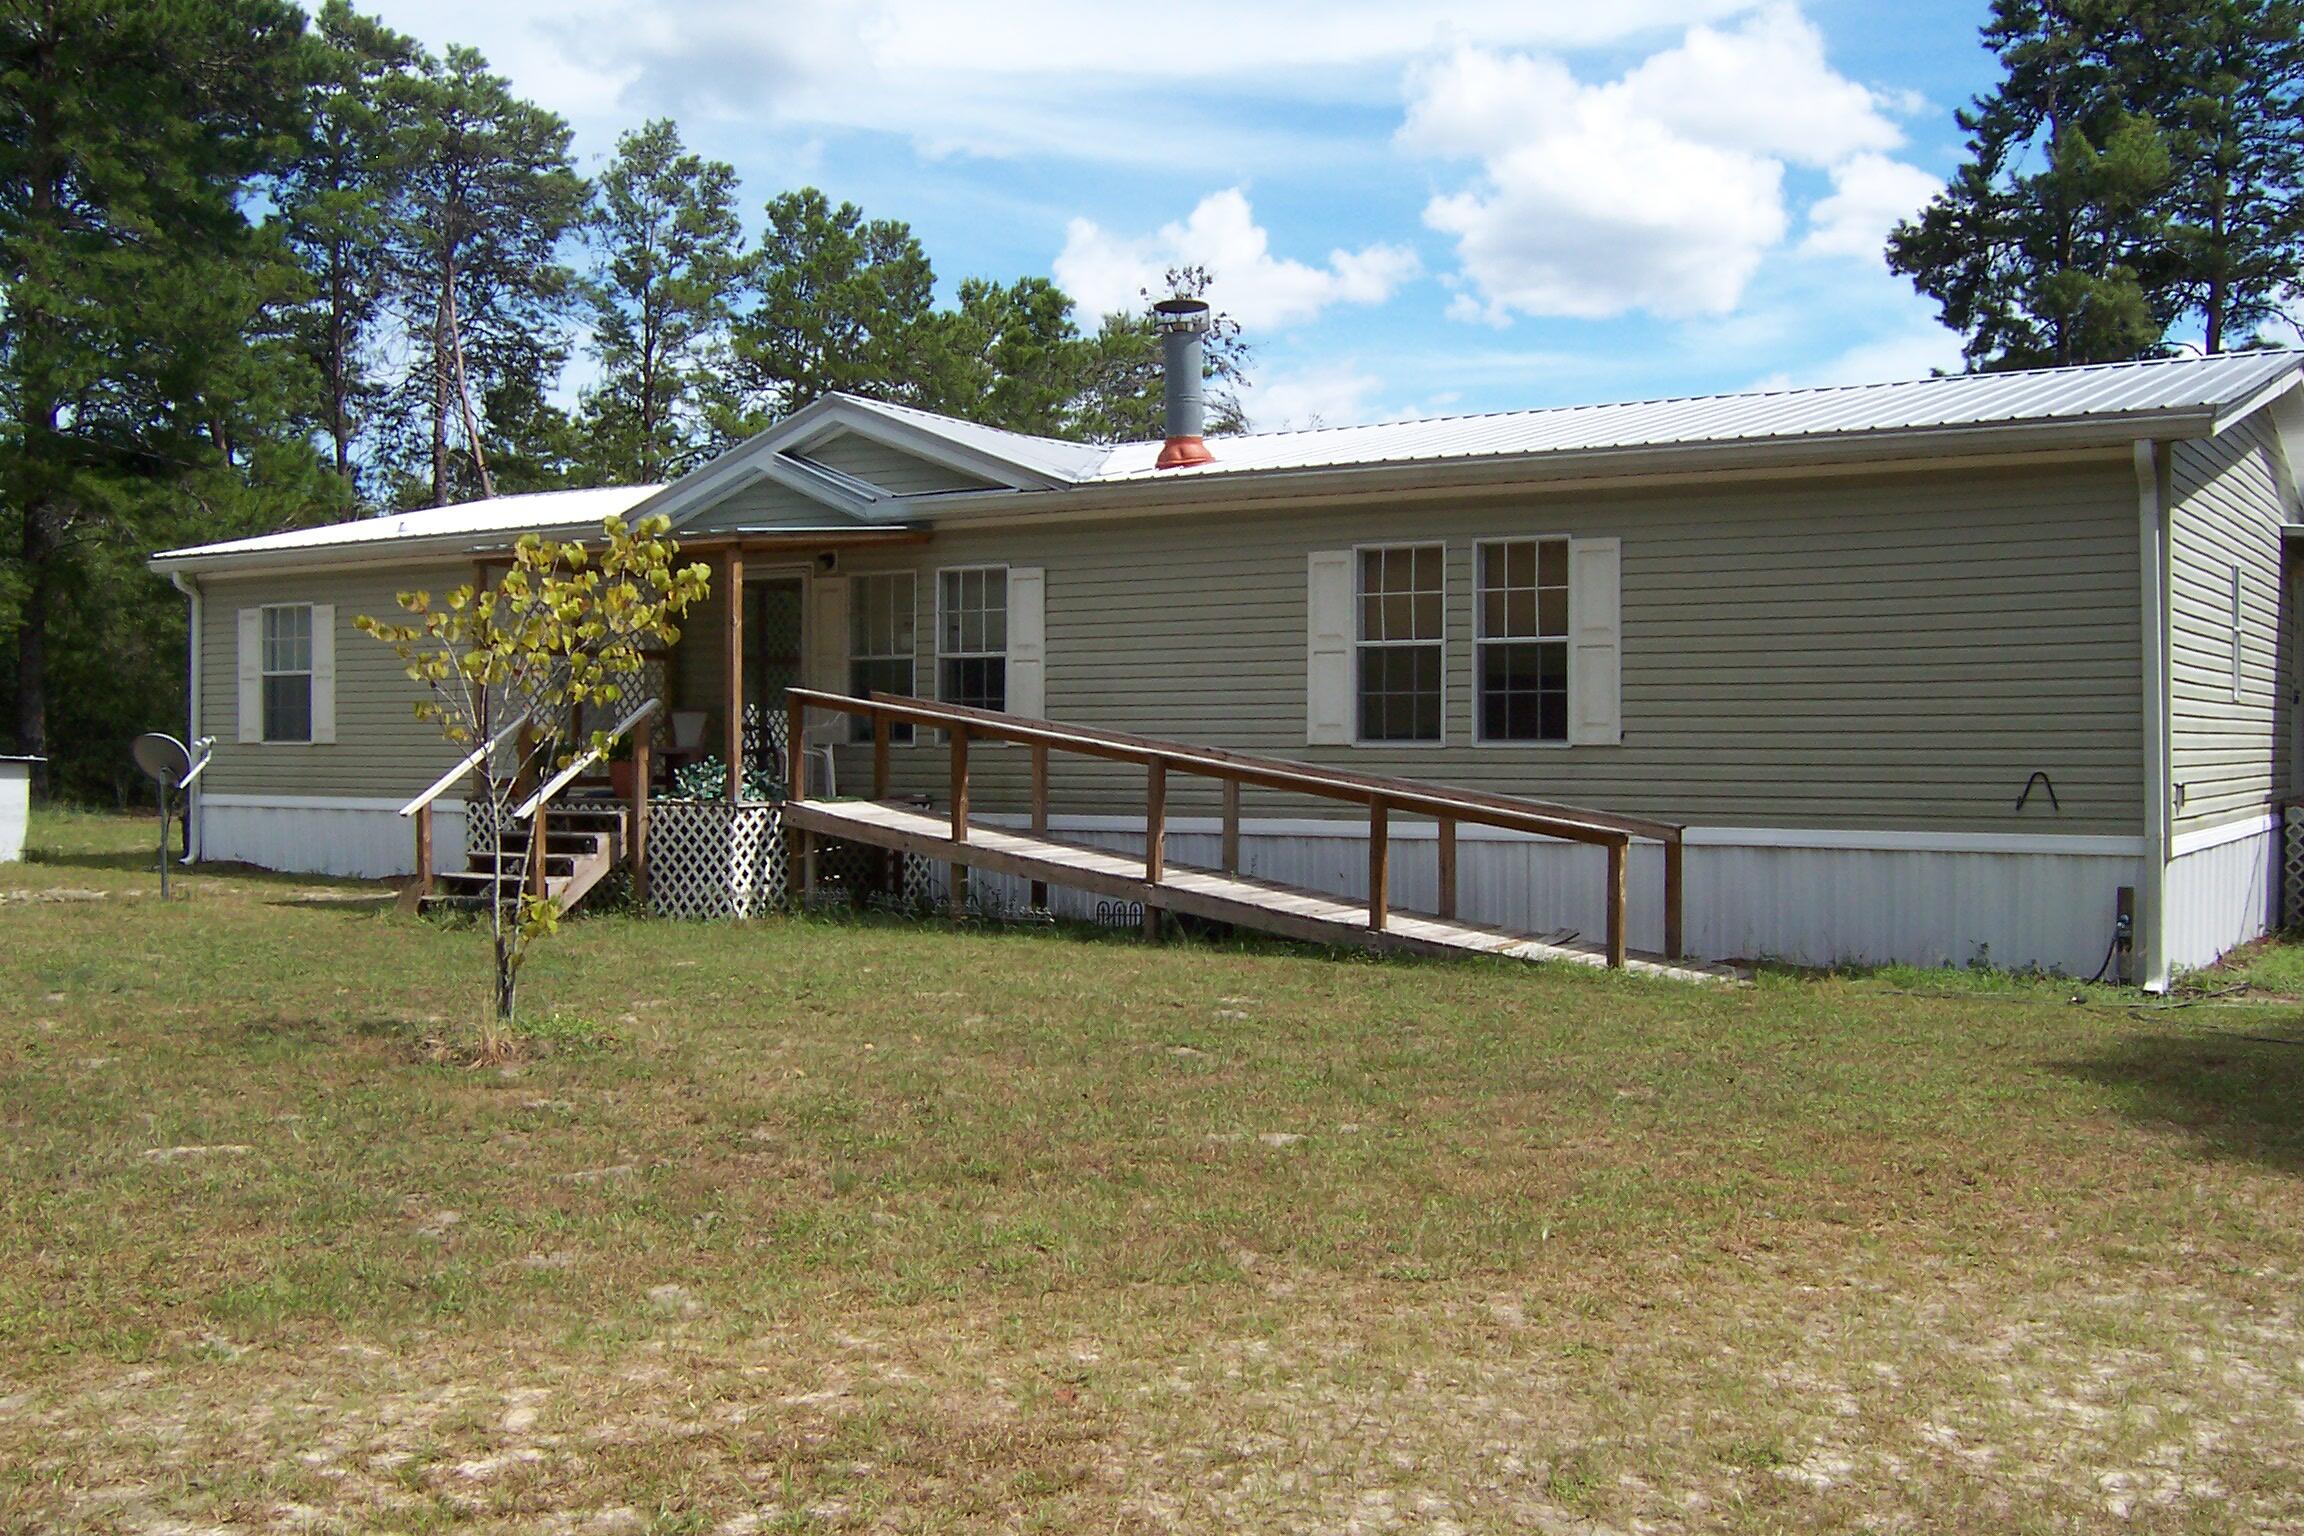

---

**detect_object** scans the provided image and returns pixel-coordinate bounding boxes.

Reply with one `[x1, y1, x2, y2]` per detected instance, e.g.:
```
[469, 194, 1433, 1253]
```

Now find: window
[850, 572, 917, 742]
[938, 566, 1007, 713]
[1476, 539, 1570, 742]
[2231, 563, 2245, 704]
[261, 604, 314, 743]
[1356, 545, 1444, 742]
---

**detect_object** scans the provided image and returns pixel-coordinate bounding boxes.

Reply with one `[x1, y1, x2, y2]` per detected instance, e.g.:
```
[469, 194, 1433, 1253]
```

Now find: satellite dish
[133, 732, 193, 787]
[130, 732, 211, 897]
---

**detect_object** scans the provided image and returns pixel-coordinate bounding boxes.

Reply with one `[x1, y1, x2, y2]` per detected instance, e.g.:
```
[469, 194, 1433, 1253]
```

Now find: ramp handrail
[782, 687, 1684, 967]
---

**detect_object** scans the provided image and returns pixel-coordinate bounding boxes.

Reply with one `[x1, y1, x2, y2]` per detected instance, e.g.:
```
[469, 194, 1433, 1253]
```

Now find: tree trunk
[9, 502, 53, 785]
[444, 260, 493, 500]
[432, 267, 452, 506]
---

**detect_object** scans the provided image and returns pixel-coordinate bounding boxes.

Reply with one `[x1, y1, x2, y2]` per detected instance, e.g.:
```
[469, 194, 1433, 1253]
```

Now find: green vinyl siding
[830, 458, 2145, 834]
[195, 563, 473, 799]
[802, 432, 1003, 494]
[678, 476, 869, 535]
[2168, 416, 2300, 832]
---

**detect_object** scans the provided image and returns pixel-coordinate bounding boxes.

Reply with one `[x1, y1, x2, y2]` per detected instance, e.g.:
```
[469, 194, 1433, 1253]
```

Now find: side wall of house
[809, 455, 2148, 972]
[2164, 412, 2301, 967]
[188, 561, 477, 878]
[831, 457, 2145, 834]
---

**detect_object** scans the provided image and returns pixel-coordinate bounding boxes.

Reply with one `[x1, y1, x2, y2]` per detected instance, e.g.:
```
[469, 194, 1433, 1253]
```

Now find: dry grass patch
[3, 812, 2303, 1532]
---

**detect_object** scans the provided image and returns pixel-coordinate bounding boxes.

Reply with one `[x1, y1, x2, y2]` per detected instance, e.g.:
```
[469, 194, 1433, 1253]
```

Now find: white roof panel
[1083, 351, 2303, 482]
[153, 484, 666, 566]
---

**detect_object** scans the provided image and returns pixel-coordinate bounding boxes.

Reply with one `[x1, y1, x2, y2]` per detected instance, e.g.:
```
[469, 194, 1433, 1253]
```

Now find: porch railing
[512, 696, 663, 904]
[396, 711, 528, 908]
[782, 688, 1684, 967]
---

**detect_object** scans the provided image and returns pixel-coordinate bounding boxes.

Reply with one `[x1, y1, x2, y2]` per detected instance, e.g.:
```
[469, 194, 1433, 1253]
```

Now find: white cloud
[1401, 4, 1935, 322]
[1801, 152, 1942, 261]
[1749, 325, 1966, 389]
[1053, 189, 1420, 331]
[1240, 361, 1389, 432]
[360, 0, 1757, 165]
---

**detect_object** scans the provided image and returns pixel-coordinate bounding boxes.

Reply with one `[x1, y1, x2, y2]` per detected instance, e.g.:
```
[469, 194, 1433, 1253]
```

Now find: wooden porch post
[785, 691, 806, 804]
[1029, 740, 1049, 910]
[1144, 759, 1166, 941]
[1368, 797, 1389, 932]
[1436, 817, 1457, 922]
[722, 548, 744, 802]
[629, 727, 650, 910]
[1220, 778, 1240, 874]
[407, 803, 434, 912]
[1663, 831, 1684, 961]
[948, 724, 970, 917]
[1605, 836, 1628, 969]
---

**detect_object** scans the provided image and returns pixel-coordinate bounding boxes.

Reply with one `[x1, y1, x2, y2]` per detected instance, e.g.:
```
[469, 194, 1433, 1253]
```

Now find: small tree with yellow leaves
[359, 514, 710, 1035]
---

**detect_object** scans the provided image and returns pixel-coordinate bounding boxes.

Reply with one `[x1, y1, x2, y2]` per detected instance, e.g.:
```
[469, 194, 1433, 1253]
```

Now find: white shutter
[1006, 566, 1045, 718]
[1568, 538, 1621, 746]
[1306, 550, 1353, 745]
[236, 608, 262, 743]
[806, 575, 852, 736]
[309, 604, 336, 744]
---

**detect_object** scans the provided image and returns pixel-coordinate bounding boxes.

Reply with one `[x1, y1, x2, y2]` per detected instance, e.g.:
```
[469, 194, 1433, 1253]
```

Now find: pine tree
[1890, 0, 2304, 368]
[382, 44, 586, 508]
[720, 189, 936, 434]
[275, 0, 423, 495]
[0, 0, 327, 782]
[912, 276, 1085, 436]
[577, 119, 744, 484]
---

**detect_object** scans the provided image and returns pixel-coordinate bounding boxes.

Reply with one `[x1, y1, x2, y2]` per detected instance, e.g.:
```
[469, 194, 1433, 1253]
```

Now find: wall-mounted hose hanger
[2015, 771, 2060, 813]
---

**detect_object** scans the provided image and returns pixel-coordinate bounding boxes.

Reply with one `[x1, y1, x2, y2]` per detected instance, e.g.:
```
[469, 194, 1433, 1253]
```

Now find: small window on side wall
[1356, 544, 1444, 743]
[849, 571, 917, 742]
[262, 604, 315, 743]
[1476, 539, 1570, 742]
[938, 566, 1007, 714]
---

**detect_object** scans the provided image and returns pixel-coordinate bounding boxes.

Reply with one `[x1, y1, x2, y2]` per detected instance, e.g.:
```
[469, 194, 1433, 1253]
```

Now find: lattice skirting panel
[2285, 805, 2304, 929]
[648, 800, 787, 919]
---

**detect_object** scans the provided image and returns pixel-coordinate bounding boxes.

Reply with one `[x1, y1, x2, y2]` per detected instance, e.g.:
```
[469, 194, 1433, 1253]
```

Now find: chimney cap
[1153, 296, 1212, 333]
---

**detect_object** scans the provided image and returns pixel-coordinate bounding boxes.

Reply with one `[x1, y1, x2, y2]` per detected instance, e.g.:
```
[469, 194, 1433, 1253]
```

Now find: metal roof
[152, 485, 665, 568]
[150, 352, 2303, 571]
[832, 394, 1111, 483]
[1083, 350, 2304, 482]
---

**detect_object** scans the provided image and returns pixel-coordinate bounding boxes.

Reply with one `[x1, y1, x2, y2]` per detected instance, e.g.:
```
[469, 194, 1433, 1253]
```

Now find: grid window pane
[1358, 646, 1442, 742]
[1476, 540, 1571, 742]
[1478, 641, 1568, 742]
[940, 656, 1006, 713]
[259, 605, 314, 742]
[263, 605, 310, 673]
[1355, 544, 1444, 742]
[937, 567, 1009, 715]
[263, 673, 312, 743]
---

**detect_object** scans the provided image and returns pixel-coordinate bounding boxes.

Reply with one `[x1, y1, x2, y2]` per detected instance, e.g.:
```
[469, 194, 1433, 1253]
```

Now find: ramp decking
[784, 797, 1733, 983]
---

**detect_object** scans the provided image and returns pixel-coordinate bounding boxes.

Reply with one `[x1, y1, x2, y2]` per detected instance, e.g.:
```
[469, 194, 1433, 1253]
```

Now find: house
[150, 320, 2304, 987]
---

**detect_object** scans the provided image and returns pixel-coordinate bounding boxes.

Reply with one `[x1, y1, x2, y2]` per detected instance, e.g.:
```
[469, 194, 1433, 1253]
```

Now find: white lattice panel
[2285, 806, 2304, 930]
[648, 800, 786, 919]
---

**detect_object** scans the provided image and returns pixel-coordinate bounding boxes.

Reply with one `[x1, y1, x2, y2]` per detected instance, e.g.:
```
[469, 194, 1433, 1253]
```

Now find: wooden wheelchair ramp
[779, 690, 1730, 983]
[784, 798, 1724, 981]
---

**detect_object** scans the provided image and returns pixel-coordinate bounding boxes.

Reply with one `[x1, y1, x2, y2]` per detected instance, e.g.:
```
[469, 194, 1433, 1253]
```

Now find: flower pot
[609, 758, 638, 801]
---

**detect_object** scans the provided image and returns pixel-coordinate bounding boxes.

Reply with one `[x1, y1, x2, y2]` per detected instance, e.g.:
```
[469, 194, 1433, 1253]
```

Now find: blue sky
[356, 0, 2002, 431]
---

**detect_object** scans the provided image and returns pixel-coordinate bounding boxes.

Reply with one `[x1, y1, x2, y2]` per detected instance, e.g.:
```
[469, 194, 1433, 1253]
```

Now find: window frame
[2230, 562, 2246, 705]
[934, 563, 1011, 717]
[849, 570, 919, 744]
[1472, 535, 1574, 748]
[259, 602, 315, 745]
[1351, 541, 1448, 747]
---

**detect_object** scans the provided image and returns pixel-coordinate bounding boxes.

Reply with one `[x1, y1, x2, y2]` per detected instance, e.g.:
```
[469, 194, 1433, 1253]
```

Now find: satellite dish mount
[130, 733, 214, 897]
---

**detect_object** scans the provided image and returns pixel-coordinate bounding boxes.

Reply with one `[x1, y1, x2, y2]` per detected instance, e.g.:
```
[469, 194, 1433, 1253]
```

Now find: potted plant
[606, 728, 639, 801]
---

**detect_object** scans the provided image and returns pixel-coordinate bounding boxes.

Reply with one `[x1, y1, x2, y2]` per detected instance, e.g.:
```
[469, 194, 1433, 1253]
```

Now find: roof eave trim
[787, 402, 1076, 492]
[2209, 364, 2304, 436]
[904, 415, 2210, 522]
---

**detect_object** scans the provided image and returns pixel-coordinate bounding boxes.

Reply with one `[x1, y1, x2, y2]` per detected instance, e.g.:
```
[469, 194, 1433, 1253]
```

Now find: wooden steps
[784, 798, 1734, 983]
[417, 804, 626, 916]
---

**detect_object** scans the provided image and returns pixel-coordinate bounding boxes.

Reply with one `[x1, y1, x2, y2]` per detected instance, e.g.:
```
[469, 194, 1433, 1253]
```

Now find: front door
[743, 575, 806, 777]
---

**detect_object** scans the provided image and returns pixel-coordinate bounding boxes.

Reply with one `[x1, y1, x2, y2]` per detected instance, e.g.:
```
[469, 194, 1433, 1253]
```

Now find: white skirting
[196, 793, 465, 880]
[966, 817, 2146, 976]
[2165, 813, 2281, 972]
[190, 797, 2259, 976]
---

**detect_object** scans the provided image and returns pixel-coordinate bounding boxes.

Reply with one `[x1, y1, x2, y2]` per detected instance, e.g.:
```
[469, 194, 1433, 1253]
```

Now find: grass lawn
[5, 811, 2304, 1533]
